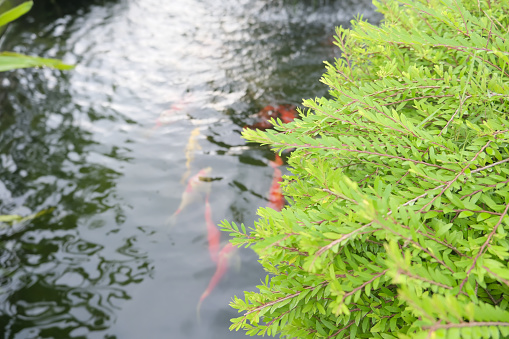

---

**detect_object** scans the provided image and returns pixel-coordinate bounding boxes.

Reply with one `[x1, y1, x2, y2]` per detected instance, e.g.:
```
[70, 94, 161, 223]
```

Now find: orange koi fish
[244, 105, 277, 130]
[244, 104, 298, 130]
[204, 195, 220, 263]
[197, 242, 237, 319]
[167, 167, 212, 226]
[268, 155, 285, 211]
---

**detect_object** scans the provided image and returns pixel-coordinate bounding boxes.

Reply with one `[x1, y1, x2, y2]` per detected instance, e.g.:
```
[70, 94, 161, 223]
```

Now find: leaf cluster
[222, 0, 509, 337]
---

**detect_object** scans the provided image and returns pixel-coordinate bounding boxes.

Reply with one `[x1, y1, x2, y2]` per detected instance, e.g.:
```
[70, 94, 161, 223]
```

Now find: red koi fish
[204, 195, 220, 263]
[269, 154, 284, 168]
[197, 242, 237, 319]
[268, 155, 285, 211]
[276, 104, 298, 124]
[244, 104, 298, 130]
[167, 167, 212, 226]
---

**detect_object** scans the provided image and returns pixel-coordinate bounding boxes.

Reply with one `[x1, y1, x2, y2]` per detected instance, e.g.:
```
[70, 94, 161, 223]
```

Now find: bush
[221, 0, 509, 337]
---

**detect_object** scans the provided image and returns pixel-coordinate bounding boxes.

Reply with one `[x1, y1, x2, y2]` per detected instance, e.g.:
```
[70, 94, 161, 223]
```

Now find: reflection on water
[0, 0, 381, 338]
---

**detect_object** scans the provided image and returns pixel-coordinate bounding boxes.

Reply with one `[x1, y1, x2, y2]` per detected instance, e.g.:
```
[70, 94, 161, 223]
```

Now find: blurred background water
[0, 0, 381, 338]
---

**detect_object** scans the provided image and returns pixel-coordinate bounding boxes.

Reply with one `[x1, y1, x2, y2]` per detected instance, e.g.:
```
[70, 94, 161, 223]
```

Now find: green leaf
[458, 211, 474, 218]
[316, 320, 327, 336]
[477, 213, 491, 222]
[0, 52, 74, 72]
[316, 302, 326, 315]
[0, 1, 32, 28]
[350, 324, 358, 339]
[0, 214, 23, 222]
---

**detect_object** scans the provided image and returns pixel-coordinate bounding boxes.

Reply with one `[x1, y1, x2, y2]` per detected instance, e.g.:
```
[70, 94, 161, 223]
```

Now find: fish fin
[196, 301, 202, 325]
[166, 213, 178, 228]
[141, 128, 155, 139]
[197, 290, 210, 324]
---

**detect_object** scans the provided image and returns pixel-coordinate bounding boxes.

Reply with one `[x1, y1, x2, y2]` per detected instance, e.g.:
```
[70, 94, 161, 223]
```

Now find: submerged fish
[167, 167, 212, 226]
[268, 155, 285, 211]
[276, 104, 298, 124]
[154, 94, 193, 128]
[269, 154, 284, 168]
[155, 103, 185, 128]
[196, 242, 237, 319]
[244, 104, 298, 130]
[204, 195, 220, 263]
[181, 127, 202, 183]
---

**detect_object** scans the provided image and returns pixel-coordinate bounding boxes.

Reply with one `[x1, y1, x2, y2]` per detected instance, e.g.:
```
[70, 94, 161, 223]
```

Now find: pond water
[0, 0, 381, 338]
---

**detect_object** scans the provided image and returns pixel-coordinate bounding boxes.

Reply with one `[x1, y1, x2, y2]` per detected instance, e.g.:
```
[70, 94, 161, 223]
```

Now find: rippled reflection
[0, 1, 150, 337]
[0, 0, 381, 337]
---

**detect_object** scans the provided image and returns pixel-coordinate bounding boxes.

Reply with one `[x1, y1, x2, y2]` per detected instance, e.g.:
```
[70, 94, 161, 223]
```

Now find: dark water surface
[0, 1, 381, 338]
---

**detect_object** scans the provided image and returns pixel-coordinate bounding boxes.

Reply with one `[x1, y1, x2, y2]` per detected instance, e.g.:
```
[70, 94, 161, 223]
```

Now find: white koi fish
[167, 167, 212, 226]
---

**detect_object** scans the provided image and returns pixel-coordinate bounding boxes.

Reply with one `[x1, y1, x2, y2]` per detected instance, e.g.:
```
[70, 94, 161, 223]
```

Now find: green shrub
[221, 0, 509, 337]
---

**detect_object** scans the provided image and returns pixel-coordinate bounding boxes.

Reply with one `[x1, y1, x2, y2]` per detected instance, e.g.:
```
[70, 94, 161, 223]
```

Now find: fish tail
[196, 291, 209, 323]
[196, 300, 202, 324]
[166, 211, 180, 228]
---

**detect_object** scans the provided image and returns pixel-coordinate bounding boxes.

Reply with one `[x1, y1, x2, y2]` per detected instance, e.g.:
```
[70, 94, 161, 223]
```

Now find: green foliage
[222, 0, 509, 337]
[0, 0, 73, 71]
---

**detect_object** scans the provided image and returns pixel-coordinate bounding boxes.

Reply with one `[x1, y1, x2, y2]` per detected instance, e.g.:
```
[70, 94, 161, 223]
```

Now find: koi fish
[276, 104, 298, 124]
[181, 128, 201, 183]
[154, 94, 193, 128]
[244, 105, 277, 130]
[155, 104, 184, 128]
[244, 104, 298, 130]
[269, 154, 284, 168]
[204, 195, 220, 263]
[167, 167, 212, 226]
[268, 155, 285, 211]
[196, 242, 237, 320]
